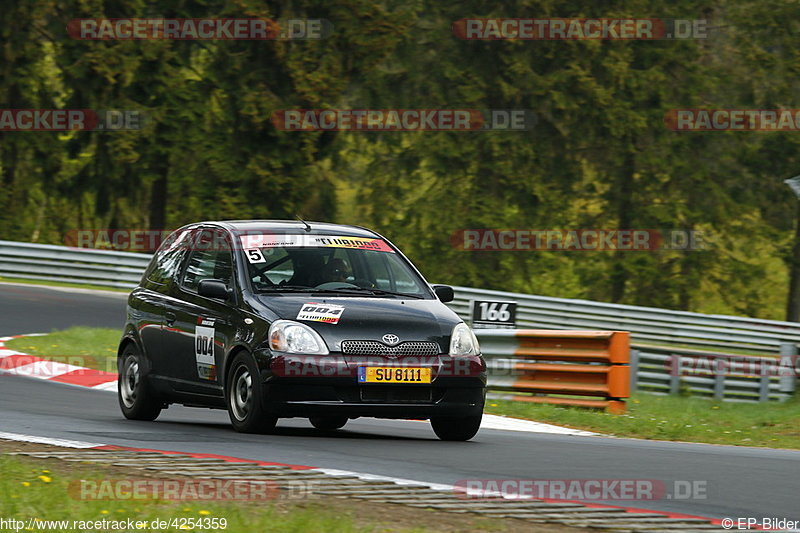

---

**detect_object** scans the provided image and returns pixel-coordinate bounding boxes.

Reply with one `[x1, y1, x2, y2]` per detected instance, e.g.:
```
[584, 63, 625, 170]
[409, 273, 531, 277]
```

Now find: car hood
[252, 294, 462, 353]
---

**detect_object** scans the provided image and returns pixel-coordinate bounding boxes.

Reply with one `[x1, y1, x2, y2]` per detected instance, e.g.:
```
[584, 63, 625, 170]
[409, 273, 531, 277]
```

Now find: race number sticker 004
[297, 303, 345, 324]
[195, 317, 217, 380]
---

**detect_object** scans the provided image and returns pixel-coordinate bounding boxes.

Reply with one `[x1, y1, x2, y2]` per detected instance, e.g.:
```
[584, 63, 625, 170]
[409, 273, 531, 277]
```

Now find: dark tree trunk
[785, 202, 800, 321]
[610, 151, 635, 303]
[149, 174, 167, 231]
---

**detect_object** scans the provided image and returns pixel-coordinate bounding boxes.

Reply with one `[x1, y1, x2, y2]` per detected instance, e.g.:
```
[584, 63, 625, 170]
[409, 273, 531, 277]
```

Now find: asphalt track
[1, 282, 799, 521]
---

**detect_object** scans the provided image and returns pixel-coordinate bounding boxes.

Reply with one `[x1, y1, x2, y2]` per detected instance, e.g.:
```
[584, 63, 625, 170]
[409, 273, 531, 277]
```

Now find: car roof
[193, 220, 381, 239]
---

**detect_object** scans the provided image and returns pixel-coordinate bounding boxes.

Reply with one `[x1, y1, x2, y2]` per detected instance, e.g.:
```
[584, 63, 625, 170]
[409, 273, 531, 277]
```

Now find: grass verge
[484, 394, 800, 449]
[0, 276, 130, 293]
[6, 327, 120, 373]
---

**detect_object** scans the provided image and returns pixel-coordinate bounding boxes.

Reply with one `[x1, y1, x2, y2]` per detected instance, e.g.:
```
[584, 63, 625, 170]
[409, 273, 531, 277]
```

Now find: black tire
[309, 416, 348, 431]
[226, 351, 277, 434]
[118, 344, 162, 421]
[430, 414, 482, 441]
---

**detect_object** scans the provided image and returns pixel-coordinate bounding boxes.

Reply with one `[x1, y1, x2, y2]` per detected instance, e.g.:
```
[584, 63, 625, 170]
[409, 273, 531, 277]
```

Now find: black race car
[118, 220, 487, 441]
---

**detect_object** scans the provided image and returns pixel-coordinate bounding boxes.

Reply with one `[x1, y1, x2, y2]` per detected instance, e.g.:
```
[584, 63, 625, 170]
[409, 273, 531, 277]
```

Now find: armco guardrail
[476, 329, 630, 413]
[0, 240, 150, 289]
[3, 239, 800, 357]
[448, 287, 800, 354]
[631, 344, 798, 403]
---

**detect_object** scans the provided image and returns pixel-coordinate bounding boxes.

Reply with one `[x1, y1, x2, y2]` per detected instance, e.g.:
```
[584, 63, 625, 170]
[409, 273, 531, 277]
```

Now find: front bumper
[256, 351, 487, 419]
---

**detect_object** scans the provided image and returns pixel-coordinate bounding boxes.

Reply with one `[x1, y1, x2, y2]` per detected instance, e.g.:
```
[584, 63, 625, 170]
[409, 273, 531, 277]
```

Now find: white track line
[0, 431, 105, 449]
[481, 414, 597, 436]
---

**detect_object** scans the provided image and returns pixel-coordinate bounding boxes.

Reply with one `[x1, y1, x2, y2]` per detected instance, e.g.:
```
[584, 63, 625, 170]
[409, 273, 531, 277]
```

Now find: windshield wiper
[256, 285, 314, 292]
[318, 287, 425, 299]
[257, 285, 425, 299]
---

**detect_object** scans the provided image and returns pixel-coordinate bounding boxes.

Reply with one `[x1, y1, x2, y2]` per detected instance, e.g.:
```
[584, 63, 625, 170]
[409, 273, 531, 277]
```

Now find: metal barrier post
[714, 371, 725, 400]
[779, 342, 798, 401]
[629, 349, 639, 393]
[669, 355, 681, 395]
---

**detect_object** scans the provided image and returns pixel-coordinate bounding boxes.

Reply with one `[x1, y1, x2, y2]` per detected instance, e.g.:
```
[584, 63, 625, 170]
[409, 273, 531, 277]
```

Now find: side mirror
[198, 279, 231, 301]
[433, 285, 454, 303]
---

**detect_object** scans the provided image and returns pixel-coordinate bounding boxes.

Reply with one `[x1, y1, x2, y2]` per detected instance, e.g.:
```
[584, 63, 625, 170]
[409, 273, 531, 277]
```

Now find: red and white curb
[0, 335, 118, 391]
[0, 334, 593, 436]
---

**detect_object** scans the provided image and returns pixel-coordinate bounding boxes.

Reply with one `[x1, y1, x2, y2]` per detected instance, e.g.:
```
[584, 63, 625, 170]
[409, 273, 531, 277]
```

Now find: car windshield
[240, 233, 431, 298]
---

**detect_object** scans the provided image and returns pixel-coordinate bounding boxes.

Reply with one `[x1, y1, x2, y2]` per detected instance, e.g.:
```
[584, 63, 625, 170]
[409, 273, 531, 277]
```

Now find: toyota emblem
[382, 334, 400, 346]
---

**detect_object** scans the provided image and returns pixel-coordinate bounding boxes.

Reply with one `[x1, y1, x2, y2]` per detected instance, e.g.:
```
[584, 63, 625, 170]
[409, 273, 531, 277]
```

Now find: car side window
[181, 230, 234, 292]
[359, 249, 392, 289]
[249, 247, 294, 287]
[145, 230, 190, 284]
[386, 255, 419, 293]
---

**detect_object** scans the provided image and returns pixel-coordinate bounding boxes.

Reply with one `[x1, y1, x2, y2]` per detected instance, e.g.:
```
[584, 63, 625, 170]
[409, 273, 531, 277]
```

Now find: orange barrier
[483, 330, 630, 414]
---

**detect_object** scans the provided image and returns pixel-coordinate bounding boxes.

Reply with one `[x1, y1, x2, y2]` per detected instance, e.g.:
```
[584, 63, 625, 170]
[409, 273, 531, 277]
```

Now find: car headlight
[268, 320, 329, 354]
[449, 322, 480, 356]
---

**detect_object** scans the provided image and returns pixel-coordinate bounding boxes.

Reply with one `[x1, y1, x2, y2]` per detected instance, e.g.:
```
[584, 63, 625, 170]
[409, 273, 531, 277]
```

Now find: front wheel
[118, 344, 162, 421]
[430, 414, 482, 441]
[226, 352, 277, 434]
[309, 416, 348, 431]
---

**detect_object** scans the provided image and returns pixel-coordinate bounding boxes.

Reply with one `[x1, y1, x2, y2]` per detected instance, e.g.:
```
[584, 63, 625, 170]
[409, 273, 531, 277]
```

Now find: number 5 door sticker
[245, 248, 266, 263]
[195, 318, 216, 380]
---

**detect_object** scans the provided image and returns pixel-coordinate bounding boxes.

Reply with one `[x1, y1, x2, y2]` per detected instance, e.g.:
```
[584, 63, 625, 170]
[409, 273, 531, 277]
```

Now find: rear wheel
[309, 416, 348, 431]
[226, 352, 277, 434]
[118, 344, 162, 421]
[430, 414, 482, 441]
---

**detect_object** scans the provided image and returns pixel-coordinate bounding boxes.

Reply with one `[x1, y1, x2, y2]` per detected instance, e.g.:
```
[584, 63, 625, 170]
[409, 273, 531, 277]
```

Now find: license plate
[358, 367, 431, 384]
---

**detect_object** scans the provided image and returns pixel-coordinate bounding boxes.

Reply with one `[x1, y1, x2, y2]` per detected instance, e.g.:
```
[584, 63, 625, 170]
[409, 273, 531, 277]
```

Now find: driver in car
[319, 258, 352, 284]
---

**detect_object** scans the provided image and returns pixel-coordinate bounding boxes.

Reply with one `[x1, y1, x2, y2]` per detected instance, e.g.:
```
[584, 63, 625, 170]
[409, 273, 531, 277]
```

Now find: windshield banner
[239, 234, 395, 253]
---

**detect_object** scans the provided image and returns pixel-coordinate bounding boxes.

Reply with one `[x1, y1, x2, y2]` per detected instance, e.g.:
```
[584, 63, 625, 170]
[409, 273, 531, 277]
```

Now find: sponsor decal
[296, 303, 345, 324]
[240, 234, 395, 253]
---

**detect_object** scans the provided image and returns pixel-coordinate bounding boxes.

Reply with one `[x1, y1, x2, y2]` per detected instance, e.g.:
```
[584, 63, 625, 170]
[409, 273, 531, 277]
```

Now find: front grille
[341, 340, 440, 358]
